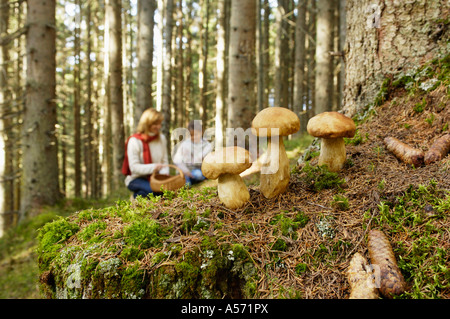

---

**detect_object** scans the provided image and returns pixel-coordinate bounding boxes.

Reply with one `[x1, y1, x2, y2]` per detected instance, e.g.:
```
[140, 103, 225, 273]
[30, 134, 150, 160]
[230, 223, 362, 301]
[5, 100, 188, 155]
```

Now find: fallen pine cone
[384, 136, 424, 167]
[424, 134, 450, 165]
[347, 252, 380, 299]
[367, 229, 407, 298]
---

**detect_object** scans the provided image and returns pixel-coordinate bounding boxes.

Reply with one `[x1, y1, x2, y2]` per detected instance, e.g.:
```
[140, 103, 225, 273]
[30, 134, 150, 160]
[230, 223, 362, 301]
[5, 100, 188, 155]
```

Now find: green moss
[297, 162, 345, 192]
[77, 221, 107, 243]
[364, 181, 449, 299]
[123, 219, 169, 249]
[36, 217, 80, 271]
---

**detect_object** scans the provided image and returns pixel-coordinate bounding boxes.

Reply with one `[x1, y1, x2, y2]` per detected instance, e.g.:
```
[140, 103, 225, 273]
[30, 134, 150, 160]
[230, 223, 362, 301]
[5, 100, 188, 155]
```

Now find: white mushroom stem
[260, 136, 290, 198]
[217, 173, 250, 209]
[319, 137, 346, 172]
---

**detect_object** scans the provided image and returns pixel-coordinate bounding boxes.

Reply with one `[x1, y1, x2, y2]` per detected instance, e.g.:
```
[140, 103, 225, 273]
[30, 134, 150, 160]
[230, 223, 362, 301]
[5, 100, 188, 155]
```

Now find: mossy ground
[1, 54, 449, 299]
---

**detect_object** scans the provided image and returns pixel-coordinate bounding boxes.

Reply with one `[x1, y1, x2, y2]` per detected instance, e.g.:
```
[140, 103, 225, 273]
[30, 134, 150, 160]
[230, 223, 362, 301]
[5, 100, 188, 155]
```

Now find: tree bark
[21, 0, 61, 218]
[161, 0, 174, 156]
[199, 0, 209, 126]
[215, 0, 227, 149]
[315, 0, 333, 114]
[106, 0, 125, 191]
[343, 0, 448, 117]
[294, 0, 307, 133]
[136, 0, 155, 125]
[274, 0, 289, 108]
[0, 0, 11, 236]
[227, 0, 256, 135]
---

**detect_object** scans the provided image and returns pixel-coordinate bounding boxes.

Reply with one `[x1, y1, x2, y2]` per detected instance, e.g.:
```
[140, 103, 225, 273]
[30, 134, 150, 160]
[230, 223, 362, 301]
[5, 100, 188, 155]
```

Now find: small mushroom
[201, 146, 252, 209]
[307, 111, 356, 172]
[251, 107, 300, 198]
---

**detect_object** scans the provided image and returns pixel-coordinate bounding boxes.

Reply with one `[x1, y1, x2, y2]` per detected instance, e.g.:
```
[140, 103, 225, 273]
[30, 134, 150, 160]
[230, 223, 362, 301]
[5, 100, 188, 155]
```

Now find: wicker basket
[150, 164, 185, 192]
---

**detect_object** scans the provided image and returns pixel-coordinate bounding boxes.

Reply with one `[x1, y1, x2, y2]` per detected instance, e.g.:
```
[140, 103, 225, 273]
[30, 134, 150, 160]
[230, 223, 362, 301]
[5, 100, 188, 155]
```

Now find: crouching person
[122, 108, 169, 198]
[173, 120, 212, 187]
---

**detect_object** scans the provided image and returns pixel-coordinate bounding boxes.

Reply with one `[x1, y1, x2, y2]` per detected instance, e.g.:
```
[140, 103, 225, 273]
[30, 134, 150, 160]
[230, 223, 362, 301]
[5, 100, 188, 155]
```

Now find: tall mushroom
[251, 107, 300, 198]
[201, 146, 252, 209]
[307, 111, 356, 172]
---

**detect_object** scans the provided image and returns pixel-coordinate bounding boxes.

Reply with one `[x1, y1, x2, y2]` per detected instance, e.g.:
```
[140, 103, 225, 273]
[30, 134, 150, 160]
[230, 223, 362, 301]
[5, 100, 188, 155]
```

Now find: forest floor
[1, 55, 449, 300]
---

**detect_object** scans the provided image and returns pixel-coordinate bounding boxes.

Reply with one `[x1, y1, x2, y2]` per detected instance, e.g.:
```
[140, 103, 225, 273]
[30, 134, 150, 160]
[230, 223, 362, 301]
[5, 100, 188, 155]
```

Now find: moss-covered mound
[37, 54, 449, 299]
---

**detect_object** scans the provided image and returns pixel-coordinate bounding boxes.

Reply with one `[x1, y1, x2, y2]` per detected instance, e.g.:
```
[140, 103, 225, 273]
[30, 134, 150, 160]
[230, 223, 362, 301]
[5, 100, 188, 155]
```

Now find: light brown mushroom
[201, 146, 252, 209]
[307, 111, 356, 172]
[251, 107, 300, 198]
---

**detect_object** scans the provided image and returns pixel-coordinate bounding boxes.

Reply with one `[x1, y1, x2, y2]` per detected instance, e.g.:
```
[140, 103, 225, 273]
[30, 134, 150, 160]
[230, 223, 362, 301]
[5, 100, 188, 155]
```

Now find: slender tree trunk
[294, 0, 307, 133]
[315, 0, 333, 114]
[85, 1, 93, 198]
[106, 0, 125, 191]
[274, 0, 289, 108]
[0, 0, 11, 236]
[74, 0, 82, 197]
[21, 0, 61, 218]
[227, 0, 256, 136]
[199, 0, 210, 126]
[161, 0, 174, 156]
[136, 0, 155, 125]
[215, 0, 226, 149]
[262, 0, 270, 109]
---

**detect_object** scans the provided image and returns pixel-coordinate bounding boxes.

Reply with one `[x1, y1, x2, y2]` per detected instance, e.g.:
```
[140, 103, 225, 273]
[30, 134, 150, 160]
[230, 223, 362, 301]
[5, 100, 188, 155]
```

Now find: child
[173, 120, 212, 186]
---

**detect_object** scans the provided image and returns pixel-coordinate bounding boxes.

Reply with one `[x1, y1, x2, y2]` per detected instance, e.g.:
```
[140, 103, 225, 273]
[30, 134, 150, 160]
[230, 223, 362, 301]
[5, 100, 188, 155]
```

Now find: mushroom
[201, 146, 252, 209]
[306, 111, 356, 172]
[251, 107, 300, 198]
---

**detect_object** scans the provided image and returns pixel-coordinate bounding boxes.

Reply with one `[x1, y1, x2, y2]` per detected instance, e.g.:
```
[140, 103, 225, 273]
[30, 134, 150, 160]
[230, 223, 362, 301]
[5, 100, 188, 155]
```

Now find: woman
[122, 108, 169, 198]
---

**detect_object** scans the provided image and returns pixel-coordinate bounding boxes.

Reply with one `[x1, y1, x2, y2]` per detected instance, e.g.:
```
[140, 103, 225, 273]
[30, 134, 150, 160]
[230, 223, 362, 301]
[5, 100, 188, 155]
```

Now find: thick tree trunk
[21, 0, 61, 218]
[227, 0, 256, 135]
[136, 0, 155, 125]
[343, 0, 449, 117]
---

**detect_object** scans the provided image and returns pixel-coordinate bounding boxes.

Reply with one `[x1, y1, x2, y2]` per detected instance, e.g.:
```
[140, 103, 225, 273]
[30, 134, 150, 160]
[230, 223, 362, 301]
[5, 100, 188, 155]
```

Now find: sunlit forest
[0, 0, 449, 301]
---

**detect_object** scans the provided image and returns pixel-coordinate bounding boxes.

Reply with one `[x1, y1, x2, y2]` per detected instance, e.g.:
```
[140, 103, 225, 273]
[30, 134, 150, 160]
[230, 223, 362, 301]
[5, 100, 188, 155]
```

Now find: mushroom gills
[217, 173, 250, 209]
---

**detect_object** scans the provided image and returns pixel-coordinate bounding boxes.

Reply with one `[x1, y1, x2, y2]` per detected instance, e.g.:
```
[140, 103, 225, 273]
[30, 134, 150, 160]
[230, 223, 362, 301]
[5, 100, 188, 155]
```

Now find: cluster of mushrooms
[201, 108, 356, 209]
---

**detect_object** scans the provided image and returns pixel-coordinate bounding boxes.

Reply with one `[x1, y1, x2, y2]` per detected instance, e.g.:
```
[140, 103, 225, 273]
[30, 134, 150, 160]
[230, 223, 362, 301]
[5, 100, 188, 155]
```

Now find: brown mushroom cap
[251, 107, 300, 137]
[307, 111, 356, 139]
[201, 146, 252, 180]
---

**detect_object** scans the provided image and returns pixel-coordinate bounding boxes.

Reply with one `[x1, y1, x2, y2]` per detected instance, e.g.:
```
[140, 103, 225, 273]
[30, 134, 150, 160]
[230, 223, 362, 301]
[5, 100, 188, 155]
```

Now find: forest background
[0, 0, 348, 237]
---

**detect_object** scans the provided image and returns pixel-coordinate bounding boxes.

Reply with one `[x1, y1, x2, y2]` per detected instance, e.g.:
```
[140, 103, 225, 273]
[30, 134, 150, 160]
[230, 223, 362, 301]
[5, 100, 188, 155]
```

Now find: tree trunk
[227, 0, 256, 136]
[343, 0, 448, 117]
[21, 0, 61, 218]
[215, 0, 227, 149]
[274, 0, 289, 108]
[0, 0, 11, 236]
[136, 0, 155, 126]
[106, 0, 125, 191]
[199, 0, 209, 126]
[294, 0, 307, 133]
[315, 0, 333, 114]
[74, 0, 81, 198]
[161, 0, 174, 156]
